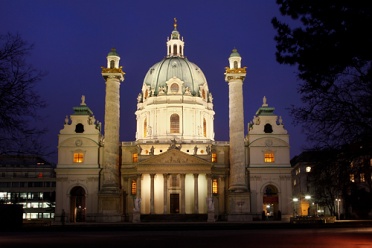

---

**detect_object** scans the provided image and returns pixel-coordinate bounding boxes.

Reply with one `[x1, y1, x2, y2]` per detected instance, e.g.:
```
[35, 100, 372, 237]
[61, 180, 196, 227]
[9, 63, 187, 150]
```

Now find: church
[55, 20, 292, 223]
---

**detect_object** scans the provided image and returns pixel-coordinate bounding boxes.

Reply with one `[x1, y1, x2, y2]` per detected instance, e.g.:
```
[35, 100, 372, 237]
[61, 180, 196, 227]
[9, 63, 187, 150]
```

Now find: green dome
[108, 48, 119, 56]
[229, 48, 240, 57]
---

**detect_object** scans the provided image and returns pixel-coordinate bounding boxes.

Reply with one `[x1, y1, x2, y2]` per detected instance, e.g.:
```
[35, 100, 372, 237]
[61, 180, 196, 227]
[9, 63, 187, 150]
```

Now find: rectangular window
[350, 174, 355, 182]
[132, 153, 138, 163]
[73, 153, 84, 163]
[131, 179, 137, 195]
[212, 179, 218, 194]
[293, 179, 296, 186]
[211, 153, 217, 163]
[264, 152, 275, 163]
[360, 173, 365, 182]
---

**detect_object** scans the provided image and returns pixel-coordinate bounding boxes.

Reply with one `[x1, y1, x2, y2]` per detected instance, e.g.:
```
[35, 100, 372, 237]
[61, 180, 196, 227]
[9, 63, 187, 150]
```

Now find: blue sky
[1, 0, 307, 163]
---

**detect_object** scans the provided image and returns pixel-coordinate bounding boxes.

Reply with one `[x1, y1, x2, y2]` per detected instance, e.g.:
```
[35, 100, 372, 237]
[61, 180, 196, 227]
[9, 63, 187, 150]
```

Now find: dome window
[170, 114, 180, 133]
[203, 118, 207, 137]
[144, 118, 147, 137]
[170, 83, 179, 93]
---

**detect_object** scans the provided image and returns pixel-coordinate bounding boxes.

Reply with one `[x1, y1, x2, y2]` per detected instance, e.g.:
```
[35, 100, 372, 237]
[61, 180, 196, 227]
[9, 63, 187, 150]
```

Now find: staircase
[141, 214, 208, 222]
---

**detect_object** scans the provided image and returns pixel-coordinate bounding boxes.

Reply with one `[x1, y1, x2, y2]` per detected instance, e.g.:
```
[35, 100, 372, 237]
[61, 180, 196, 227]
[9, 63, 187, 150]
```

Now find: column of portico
[163, 174, 169, 214]
[193, 174, 199, 213]
[180, 174, 186, 214]
[150, 174, 155, 214]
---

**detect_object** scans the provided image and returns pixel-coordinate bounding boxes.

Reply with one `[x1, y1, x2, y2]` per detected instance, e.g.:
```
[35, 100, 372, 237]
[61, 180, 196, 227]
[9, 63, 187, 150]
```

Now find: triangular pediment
[136, 148, 212, 174]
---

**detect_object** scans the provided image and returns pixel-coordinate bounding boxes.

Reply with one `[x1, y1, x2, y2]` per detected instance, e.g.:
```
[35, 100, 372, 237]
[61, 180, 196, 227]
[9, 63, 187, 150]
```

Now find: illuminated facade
[55, 21, 292, 223]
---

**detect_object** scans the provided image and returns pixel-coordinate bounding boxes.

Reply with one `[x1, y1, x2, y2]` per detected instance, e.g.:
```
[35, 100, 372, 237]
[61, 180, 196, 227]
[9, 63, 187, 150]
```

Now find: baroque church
[55, 21, 292, 223]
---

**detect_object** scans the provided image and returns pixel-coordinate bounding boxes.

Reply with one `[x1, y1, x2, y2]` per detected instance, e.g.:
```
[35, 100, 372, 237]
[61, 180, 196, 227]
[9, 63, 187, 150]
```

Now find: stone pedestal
[207, 211, 215, 222]
[227, 191, 251, 222]
[97, 191, 122, 222]
[132, 211, 141, 223]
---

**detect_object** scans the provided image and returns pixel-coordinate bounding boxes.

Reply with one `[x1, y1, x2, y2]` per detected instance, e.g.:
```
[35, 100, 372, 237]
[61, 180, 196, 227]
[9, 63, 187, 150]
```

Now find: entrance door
[170, 193, 179, 213]
[70, 186, 86, 222]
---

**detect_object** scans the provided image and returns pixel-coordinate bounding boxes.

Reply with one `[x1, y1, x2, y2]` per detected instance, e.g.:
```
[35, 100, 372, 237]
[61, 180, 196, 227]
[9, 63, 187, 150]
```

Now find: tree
[272, 1, 372, 149]
[0, 33, 46, 156]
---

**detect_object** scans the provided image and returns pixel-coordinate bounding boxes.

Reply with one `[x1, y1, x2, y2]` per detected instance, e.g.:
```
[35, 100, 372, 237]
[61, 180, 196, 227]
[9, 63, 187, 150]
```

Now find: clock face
[75, 139, 82, 147]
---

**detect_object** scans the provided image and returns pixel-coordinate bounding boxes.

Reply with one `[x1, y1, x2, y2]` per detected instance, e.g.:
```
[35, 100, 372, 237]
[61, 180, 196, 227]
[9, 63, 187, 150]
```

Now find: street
[1, 224, 372, 248]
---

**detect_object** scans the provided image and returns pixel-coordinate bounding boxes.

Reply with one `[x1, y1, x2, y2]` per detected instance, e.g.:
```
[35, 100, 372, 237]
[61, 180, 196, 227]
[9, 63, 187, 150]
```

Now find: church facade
[55, 21, 292, 223]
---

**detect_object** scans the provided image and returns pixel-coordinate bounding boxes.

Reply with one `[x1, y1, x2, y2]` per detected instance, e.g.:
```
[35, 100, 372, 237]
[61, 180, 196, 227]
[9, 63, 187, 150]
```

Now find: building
[55, 21, 292, 223]
[0, 155, 56, 220]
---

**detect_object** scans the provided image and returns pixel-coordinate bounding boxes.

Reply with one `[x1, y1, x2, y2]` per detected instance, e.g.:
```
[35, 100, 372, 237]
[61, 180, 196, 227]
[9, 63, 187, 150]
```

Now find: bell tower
[225, 48, 251, 221]
[98, 48, 125, 222]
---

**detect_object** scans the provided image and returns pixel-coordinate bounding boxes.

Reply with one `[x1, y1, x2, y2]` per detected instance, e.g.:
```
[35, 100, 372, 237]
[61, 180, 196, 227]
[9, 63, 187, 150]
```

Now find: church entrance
[262, 185, 279, 220]
[170, 193, 179, 213]
[70, 186, 86, 222]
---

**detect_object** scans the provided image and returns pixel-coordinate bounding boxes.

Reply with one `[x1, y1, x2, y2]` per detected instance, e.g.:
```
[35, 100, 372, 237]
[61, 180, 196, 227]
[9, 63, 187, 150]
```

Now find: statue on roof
[81, 95, 86, 105]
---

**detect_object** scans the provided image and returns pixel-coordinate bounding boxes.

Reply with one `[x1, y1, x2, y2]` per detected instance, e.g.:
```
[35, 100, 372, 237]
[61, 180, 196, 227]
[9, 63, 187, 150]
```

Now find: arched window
[144, 118, 147, 137]
[145, 89, 148, 99]
[131, 180, 137, 195]
[264, 123, 273, 133]
[202, 89, 206, 99]
[171, 83, 179, 93]
[203, 118, 207, 137]
[110, 60, 115, 68]
[170, 114, 179, 133]
[75, 123, 84, 133]
[212, 179, 218, 194]
[173, 44, 177, 55]
[234, 61, 238, 69]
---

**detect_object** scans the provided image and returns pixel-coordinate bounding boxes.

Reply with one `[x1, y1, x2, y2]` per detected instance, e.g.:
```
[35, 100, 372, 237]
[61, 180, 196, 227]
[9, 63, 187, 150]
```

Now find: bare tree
[0, 33, 47, 156]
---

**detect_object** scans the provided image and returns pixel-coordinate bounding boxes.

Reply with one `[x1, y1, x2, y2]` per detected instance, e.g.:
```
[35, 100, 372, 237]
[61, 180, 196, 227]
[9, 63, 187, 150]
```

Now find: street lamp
[293, 198, 299, 217]
[335, 199, 341, 220]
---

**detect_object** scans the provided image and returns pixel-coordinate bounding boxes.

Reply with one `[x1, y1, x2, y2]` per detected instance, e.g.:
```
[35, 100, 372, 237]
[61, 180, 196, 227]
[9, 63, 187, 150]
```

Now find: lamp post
[335, 199, 341, 220]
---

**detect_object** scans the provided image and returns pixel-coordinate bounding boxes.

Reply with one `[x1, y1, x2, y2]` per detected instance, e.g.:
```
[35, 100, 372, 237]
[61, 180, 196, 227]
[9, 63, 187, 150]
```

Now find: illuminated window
[203, 118, 207, 137]
[293, 179, 296, 186]
[132, 153, 138, 163]
[370, 158, 372, 166]
[202, 89, 206, 99]
[131, 180, 137, 195]
[264, 152, 275, 163]
[171, 83, 179, 93]
[350, 174, 355, 182]
[360, 173, 365, 182]
[170, 114, 179, 133]
[73, 153, 84, 163]
[306, 166, 311, 172]
[212, 179, 218, 194]
[144, 119, 147, 137]
[38, 173, 43, 178]
[211, 153, 217, 163]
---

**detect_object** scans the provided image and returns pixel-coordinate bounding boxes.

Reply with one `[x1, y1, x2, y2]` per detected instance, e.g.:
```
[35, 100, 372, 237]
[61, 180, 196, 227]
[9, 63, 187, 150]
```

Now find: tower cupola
[167, 18, 184, 57]
[228, 48, 242, 69]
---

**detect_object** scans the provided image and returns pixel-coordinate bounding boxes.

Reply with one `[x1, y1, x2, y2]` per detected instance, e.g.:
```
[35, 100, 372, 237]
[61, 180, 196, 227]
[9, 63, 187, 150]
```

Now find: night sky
[1, 0, 307, 164]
